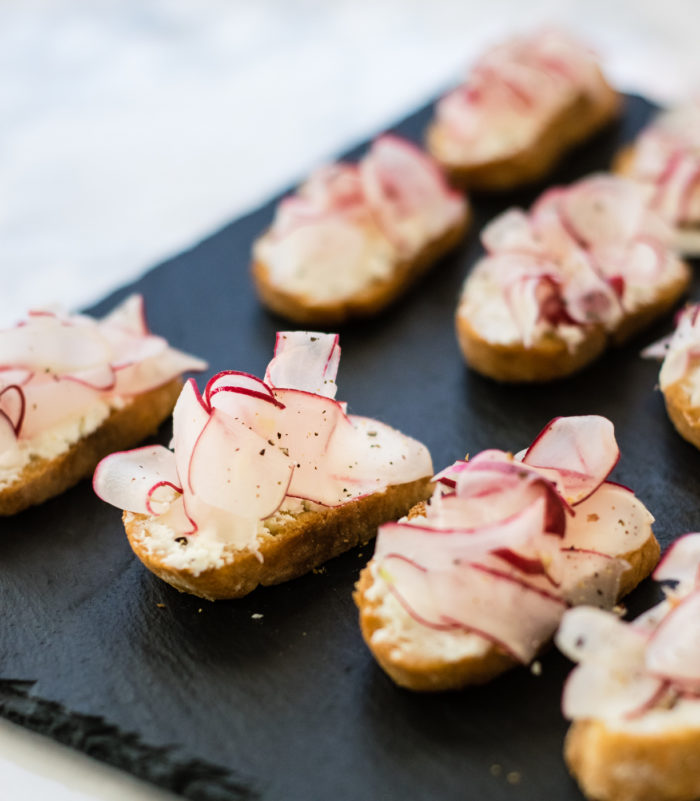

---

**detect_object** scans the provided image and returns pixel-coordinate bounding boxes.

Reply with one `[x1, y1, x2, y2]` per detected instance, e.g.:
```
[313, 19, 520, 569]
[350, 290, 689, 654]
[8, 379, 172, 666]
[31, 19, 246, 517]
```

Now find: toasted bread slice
[125, 476, 431, 601]
[662, 368, 700, 451]
[565, 716, 700, 801]
[354, 518, 659, 692]
[0, 379, 182, 516]
[252, 209, 469, 327]
[429, 82, 620, 192]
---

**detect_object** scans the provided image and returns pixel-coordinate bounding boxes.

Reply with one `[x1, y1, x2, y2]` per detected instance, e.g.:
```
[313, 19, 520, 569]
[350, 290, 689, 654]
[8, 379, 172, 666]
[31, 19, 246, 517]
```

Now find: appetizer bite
[355, 415, 659, 691]
[616, 100, 700, 255]
[94, 332, 433, 600]
[644, 303, 700, 451]
[456, 174, 691, 382]
[427, 29, 621, 191]
[557, 534, 700, 801]
[0, 295, 206, 515]
[251, 136, 469, 325]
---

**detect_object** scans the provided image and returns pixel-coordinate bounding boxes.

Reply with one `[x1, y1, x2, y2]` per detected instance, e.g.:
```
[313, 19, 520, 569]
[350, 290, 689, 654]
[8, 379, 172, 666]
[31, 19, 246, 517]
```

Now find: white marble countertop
[1, 0, 697, 798]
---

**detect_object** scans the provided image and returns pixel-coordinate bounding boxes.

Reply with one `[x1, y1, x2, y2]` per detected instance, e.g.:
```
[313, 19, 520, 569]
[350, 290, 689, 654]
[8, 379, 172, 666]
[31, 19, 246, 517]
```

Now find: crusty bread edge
[564, 717, 700, 801]
[354, 519, 659, 692]
[124, 475, 433, 601]
[662, 372, 700, 451]
[0, 378, 183, 516]
[427, 79, 621, 192]
[455, 261, 691, 383]
[251, 206, 470, 326]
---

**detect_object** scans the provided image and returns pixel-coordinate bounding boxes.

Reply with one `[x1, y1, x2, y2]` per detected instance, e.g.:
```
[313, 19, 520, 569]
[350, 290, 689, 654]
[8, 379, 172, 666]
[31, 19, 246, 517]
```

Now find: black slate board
[1, 95, 699, 801]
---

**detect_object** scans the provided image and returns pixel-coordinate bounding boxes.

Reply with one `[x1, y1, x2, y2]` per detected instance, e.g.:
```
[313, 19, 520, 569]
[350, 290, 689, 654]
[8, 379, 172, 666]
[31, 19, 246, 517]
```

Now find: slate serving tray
[1, 94, 698, 801]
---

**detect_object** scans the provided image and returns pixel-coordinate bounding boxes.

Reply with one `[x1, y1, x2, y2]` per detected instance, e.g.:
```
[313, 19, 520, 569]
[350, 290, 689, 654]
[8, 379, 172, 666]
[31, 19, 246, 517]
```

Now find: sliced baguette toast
[0, 379, 182, 516]
[565, 717, 700, 801]
[125, 476, 431, 601]
[662, 366, 700, 451]
[252, 210, 469, 327]
[429, 81, 620, 192]
[354, 518, 659, 691]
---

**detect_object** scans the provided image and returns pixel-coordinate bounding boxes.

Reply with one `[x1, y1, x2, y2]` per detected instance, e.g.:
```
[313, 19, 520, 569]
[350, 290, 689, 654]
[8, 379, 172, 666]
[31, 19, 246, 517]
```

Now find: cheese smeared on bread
[557, 534, 700, 801]
[0, 295, 206, 514]
[616, 101, 700, 256]
[94, 332, 433, 599]
[355, 415, 659, 691]
[252, 136, 469, 325]
[427, 29, 620, 190]
[456, 174, 690, 382]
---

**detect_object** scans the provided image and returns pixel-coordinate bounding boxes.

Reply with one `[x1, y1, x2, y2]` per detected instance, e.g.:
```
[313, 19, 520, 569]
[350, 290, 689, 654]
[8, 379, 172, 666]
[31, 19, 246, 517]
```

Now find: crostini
[615, 100, 700, 256]
[251, 135, 469, 326]
[643, 302, 700, 451]
[0, 295, 206, 515]
[93, 332, 433, 600]
[456, 174, 691, 382]
[556, 534, 700, 801]
[426, 29, 621, 191]
[354, 415, 659, 691]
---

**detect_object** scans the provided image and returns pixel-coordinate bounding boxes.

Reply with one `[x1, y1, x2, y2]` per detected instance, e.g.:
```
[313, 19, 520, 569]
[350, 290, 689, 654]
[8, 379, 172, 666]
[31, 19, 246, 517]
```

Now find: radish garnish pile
[255, 136, 465, 301]
[0, 295, 206, 470]
[372, 415, 653, 664]
[94, 332, 432, 554]
[627, 101, 700, 228]
[434, 29, 610, 160]
[643, 303, 700, 400]
[556, 533, 700, 721]
[461, 174, 682, 348]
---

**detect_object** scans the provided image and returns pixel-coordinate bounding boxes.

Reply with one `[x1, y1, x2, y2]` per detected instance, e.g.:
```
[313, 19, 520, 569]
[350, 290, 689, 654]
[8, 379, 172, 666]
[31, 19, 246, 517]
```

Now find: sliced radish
[112, 347, 207, 396]
[99, 293, 149, 336]
[481, 208, 540, 255]
[646, 591, 700, 690]
[546, 547, 627, 608]
[561, 482, 654, 554]
[18, 377, 102, 439]
[93, 445, 180, 515]
[653, 533, 700, 594]
[0, 384, 25, 435]
[523, 416, 619, 505]
[171, 379, 210, 494]
[188, 409, 293, 521]
[0, 410, 18, 451]
[556, 605, 647, 663]
[264, 332, 340, 399]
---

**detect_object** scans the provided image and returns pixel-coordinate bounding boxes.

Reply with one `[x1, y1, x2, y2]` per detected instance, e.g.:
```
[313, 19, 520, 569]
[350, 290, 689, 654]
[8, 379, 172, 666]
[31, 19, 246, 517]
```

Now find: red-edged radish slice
[18, 378, 103, 439]
[556, 606, 647, 664]
[561, 482, 654, 554]
[171, 379, 210, 494]
[0, 410, 17, 451]
[561, 175, 649, 246]
[653, 533, 700, 594]
[265, 332, 340, 399]
[523, 416, 619, 505]
[99, 294, 150, 336]
[546, 548, 628, 608]
[205, 370, 281, 412]
[112, 347, 207, 396]
[93, 445, 181, 515]
[481, 209, 540, 255]
[0, 384, 25, 435]
[646, 591, 700, 691]
[188, 409, 293, 521]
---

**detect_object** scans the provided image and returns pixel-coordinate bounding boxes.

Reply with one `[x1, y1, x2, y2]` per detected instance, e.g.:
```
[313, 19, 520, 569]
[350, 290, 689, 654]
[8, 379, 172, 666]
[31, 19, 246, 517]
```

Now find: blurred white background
[0, 0, 698, 797]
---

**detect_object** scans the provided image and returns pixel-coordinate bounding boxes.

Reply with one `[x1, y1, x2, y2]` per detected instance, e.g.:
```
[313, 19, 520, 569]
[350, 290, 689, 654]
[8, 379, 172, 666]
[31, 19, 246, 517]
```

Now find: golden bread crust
[0, 378, 182, 516]
[354, 495, 659, 691]
[125, 475, 432, 601]
[427, 79, 621, 192]
[663, 374, 700, 451]
[565, 717, 700, 801]
[251, 208, 470, 326]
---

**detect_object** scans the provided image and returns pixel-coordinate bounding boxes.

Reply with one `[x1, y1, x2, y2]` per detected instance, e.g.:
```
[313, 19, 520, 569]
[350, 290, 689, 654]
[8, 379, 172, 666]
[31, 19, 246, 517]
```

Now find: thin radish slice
[523, 416, 619, 505]
[0, 411, 17, 451]
[545, 548, 627, 608]
[481, 208, 540, 255]
[188, 409, 293, 521]
[112, 348, 207, 396]
[171, 379, 210, 494]
[99, 294, 149, 336]
[264, 332, 340, 399]
[556, 606, 648, 664]
[93, 445, 181, 515]
[653, 533, 700, 594]
[0, 384, 25, 434]
[375, 498, 548, 571]
[18, 378, 102, 439]
[561, 482, 654, 554]
[646, 591, 700, 691]
[205, 371, 279, 407]
[64, 363, 116, 391]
